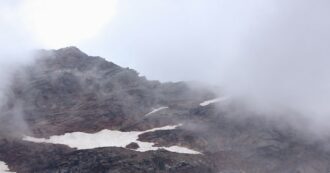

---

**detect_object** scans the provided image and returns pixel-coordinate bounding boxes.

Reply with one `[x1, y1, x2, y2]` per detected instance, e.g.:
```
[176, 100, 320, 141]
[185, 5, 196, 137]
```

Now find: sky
[1, 0, 330, 137]
[0, 0, 275, 82]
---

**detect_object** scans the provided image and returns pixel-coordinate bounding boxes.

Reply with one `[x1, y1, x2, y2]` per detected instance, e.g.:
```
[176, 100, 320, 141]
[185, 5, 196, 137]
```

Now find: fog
[0, 1, 39, 137]
[0, 0, 38, 90]
[1, 0, 330, 139]
[81, 0, 330, 138]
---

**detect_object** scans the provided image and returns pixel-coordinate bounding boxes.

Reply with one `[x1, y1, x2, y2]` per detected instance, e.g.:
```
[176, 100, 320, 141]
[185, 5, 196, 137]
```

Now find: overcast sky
[0, 0, 277, 82]
[1, 0, 330, 135]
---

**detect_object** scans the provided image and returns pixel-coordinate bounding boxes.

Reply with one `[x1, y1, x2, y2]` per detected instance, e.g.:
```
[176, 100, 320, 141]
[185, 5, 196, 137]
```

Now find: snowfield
[199, 97, 229, 106]
[0, 161, 15, 173]
[23, 124, 201, 155]
[144, 107, 168, 117]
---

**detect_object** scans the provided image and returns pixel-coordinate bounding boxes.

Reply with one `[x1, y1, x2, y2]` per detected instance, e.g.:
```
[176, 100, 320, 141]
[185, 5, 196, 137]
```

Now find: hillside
[0, 47, 329, 173]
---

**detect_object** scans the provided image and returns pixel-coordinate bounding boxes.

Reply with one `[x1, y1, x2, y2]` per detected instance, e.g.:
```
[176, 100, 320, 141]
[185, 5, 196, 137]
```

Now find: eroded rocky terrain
[0, 47, 330, 173]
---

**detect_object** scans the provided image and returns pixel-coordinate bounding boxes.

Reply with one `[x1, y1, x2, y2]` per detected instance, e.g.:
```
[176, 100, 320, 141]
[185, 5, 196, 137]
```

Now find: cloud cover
[1, 0, 330, 138]
[82, 0, 330, 138]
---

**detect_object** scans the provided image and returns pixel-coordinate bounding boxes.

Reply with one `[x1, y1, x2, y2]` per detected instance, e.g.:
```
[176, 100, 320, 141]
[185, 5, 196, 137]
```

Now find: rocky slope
[0, 47, 330, 173]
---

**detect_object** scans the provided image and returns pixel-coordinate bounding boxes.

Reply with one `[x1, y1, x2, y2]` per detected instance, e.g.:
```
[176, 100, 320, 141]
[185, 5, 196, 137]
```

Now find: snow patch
[23, 124, 201, 155]
[200, 97, 229, 106]
[144, 107, 168, 117]
[162, 146, 200, 154]
[0, 161, 15, 173]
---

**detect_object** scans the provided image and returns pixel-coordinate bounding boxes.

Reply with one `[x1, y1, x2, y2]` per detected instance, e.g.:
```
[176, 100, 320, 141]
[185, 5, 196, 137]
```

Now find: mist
[217, 0, 330, 138]
[78, 0, 330, 139]
[0, 0, 39, 87]
[0, 1, 39, 137]
[1, 0, 330, 140]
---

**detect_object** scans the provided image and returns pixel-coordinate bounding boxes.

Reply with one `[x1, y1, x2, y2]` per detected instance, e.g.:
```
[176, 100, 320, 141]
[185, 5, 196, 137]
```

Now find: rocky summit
[0, 47, 330, 173]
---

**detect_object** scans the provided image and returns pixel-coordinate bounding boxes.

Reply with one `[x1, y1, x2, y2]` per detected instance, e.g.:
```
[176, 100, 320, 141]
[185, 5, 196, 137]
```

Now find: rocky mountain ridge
[0, 47, 329, 173]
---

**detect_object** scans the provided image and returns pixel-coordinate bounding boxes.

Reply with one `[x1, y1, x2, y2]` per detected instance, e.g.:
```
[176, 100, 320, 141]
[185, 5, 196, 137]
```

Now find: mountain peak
[54, 46, 88, 58]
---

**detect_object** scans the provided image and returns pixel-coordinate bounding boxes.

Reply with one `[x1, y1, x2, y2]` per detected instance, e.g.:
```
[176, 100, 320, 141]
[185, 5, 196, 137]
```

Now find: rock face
[0, 140, 213, 173]
[0, 47, 330, 173]
[4, 47, 213, 138]
[126, 142, 140, 150]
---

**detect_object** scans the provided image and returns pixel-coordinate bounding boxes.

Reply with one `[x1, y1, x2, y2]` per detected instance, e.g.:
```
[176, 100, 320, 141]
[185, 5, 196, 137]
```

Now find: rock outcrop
[0, 47, 329, 173]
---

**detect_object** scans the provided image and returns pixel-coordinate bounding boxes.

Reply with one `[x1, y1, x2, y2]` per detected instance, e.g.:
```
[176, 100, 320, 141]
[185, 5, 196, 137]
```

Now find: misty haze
[0, 0, 330, 173]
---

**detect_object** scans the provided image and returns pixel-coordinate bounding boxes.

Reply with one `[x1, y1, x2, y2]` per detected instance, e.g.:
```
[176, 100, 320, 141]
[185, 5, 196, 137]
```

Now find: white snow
[0, 161, 15, 173]
[23, 124, 201, 155]
[144, 107, 168, 117]
[162, 146, 200, 154]
[199, 97, 229, 106]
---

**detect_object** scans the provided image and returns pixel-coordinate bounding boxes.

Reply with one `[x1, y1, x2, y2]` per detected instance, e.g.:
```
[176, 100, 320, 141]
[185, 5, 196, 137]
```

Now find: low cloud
[81, 0, 330, 140]
[1, 0, 330, 141]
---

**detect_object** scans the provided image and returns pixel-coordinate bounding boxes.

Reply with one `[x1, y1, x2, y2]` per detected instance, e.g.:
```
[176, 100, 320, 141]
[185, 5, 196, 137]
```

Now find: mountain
[0, 47, 329, 173]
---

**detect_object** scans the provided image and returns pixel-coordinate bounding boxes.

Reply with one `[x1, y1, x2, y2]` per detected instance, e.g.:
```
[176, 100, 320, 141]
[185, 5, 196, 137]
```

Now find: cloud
[20, 0, 117, 48]
[79, 0, 330, 139]
[1, 0, 330, 140]
[0, 1, 36, 97]
[0, 0, 39, 137]
[221, 0, 330, 132]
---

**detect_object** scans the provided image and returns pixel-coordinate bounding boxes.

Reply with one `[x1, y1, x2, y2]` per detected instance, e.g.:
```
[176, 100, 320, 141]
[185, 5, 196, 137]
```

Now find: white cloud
[20, 0, 117, 48]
